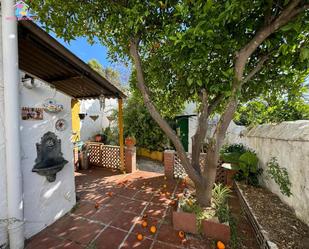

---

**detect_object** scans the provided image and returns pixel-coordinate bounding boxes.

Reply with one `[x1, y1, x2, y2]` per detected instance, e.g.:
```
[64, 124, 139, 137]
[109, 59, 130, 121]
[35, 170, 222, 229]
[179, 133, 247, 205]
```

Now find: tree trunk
[129, 39, 202, 186]
[195, 184, 211, 207]
[197, 146, 220, 206]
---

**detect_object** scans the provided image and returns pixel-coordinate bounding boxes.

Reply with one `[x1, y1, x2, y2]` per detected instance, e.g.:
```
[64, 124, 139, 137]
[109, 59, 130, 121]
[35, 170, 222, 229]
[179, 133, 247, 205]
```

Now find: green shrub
[220, 143, 247, 155]
[122, 96, 170, 151]
[220, 144, 262, 186]
[266, 157, 292, 197]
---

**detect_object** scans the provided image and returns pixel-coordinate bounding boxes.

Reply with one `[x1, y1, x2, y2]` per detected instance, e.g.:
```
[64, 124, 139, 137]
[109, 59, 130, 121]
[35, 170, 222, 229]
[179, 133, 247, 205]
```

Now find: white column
[1, 1, 24, 248]
[0, 5, 9, 248]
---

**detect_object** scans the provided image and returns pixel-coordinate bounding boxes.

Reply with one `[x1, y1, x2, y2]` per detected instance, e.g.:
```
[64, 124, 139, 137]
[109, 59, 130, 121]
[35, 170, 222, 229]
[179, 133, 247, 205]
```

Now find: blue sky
[52, 35, 131, 85]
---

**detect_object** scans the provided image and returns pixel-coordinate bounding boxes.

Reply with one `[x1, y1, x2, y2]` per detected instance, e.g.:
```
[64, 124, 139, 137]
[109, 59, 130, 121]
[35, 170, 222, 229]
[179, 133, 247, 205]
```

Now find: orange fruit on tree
[217, 241, 225, 249]
[137, 233, 143, 241]
[141, 220, 148, 228]
[150, 225, 157, 234]
[178, 230, 185, 239]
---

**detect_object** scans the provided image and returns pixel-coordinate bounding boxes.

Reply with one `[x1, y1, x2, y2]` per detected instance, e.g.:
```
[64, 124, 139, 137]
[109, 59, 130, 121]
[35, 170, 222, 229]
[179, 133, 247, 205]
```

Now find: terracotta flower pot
[125, 137, 136, 147]
[95, 134, 102, 142]
[172, 210, 198, 234]
[202, 219, 230, 243]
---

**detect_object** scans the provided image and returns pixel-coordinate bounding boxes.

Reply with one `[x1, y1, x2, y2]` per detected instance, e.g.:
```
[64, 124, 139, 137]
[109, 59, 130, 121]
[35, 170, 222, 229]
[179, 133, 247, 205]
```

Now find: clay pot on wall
[95, 134, 103, 143]
[125, 137, 136, 147]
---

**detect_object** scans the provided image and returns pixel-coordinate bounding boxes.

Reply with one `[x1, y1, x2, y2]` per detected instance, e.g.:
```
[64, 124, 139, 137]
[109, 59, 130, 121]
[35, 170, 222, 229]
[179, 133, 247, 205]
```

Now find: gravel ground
[136, 156, 164, 173]
[238, 182, 309, 249]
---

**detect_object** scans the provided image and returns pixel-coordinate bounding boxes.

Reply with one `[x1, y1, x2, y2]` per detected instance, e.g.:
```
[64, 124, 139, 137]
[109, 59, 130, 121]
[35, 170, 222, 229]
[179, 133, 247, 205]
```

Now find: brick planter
[172, 209, 198, 234]
[172, 203, 230, 242]
[202, 219, 230, 243]
[234, 182, 279, 249]
[226, 169, 238, 188]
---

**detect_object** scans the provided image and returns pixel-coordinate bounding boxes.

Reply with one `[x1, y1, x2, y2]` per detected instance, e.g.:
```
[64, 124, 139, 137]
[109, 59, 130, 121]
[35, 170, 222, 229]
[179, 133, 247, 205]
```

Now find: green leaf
[300, 47, 309, 61]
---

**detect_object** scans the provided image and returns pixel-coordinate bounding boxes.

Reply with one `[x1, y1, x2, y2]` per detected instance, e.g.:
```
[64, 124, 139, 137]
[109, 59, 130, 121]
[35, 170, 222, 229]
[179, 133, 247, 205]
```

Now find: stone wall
[225, 120, 309, 226]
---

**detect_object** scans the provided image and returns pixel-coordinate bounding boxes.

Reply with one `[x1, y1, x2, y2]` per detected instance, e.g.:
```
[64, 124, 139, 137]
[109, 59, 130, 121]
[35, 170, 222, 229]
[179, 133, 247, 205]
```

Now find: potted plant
[95, 134, 103, 142]
[125, 136, 136, 147]
[172, 184, 231, 243]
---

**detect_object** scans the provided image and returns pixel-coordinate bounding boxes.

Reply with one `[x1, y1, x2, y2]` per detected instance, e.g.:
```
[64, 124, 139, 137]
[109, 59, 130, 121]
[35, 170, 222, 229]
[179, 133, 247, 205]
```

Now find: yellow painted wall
[137, 148, 163, 162]
[71, 99, 80, 142]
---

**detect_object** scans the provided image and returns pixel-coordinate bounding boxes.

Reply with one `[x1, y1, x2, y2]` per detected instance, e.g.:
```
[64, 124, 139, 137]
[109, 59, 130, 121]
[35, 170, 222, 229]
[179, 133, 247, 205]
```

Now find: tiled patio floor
[25, 167, 210, 249]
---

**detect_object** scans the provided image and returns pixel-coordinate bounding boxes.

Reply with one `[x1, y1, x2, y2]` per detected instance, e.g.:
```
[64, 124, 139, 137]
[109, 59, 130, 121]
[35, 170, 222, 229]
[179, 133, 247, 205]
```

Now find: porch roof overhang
[18, 21, 126, 99]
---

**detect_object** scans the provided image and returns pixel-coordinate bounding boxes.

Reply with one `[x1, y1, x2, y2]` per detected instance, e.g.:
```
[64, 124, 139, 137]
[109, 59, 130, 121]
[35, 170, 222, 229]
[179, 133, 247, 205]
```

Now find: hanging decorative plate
[89, 115, 99, 122]
[55, 119, 67, 131]
[43, 98, 64, 113]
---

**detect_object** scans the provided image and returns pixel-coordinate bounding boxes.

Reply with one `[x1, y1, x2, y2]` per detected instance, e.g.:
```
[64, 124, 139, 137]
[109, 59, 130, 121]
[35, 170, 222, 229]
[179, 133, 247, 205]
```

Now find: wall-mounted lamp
[22, 74, 36, 89]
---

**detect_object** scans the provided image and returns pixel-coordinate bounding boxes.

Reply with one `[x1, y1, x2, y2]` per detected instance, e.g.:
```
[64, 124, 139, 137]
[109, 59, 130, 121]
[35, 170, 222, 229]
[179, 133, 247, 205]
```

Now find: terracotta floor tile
[94, 227, 127, 249]
[117, 187, 139, 198]
[110, 211, 139, 231]
[48, 215, 77, 236]
[25, 235, 83, 249]
[132, 216, 161, 239]
[151, 193, 173, 206]
[61, 218, 104, 245]
[104, 196, 131, 209]
[156, 223, 184, 246]
[152, 241, 181, 249]
[91, 206, 122, 224]
[27, 168, 210, 248]
[186, 237, 211, 249]
[72, 201, 98, 218]
[125, 199, 148, 214]
[144, 203, 167, 219]
[133, 190, 154, 202]
[121, 233, 153, 249]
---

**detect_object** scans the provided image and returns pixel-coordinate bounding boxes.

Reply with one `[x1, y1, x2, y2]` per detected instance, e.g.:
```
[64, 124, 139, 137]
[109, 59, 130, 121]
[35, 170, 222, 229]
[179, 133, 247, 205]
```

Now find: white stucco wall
[188, 116, 197, 153]
[0, 14, 8, 247]
[225, 121, 309, 226]
[188, 114, 221, 153]
[20, 78, 76, 238]
[80, 98, 117, 141]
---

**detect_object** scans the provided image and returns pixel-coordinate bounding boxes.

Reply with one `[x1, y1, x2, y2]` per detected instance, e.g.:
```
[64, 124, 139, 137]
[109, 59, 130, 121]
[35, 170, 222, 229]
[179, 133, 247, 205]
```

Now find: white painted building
[79, 98, 117, 141]
[177, 102, 220, 153]
[0, 8, 124, 248]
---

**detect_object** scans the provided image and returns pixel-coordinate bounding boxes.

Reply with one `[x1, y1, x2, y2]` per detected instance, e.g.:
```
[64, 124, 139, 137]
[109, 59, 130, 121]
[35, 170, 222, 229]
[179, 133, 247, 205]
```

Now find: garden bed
[235, 182, 309, 249]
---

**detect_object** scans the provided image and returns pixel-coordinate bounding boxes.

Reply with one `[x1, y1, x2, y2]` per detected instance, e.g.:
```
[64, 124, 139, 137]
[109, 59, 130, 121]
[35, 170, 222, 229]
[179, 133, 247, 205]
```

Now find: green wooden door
[176, 117, 189, 152]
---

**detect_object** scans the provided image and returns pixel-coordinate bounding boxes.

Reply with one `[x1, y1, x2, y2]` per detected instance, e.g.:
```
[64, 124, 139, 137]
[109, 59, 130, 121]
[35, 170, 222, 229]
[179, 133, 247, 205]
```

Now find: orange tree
[29, 0, 309, 206]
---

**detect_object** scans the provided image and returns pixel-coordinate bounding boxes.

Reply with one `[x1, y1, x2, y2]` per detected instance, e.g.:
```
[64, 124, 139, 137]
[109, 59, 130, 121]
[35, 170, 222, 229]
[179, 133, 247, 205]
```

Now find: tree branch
[235, 0, 305, 82]
[191, 89, 209, 174]
[202, 94, 238, 177]
[129, 38, 202, 185]
[208, 93, 225, 114]
[289, 3, 309, 16]
[242, 54, 269, 84]
[213, 96, 238, 151]
[264, 0, 274, 25]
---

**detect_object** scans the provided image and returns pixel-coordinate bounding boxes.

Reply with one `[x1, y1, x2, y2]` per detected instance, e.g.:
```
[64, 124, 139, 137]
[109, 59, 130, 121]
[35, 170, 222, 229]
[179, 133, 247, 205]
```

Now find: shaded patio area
[25, 168, 211, 249]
